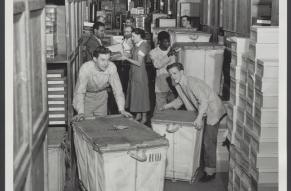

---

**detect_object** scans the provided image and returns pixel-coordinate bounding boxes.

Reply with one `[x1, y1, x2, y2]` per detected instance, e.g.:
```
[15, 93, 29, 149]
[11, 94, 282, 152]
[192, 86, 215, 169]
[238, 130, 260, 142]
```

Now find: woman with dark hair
[121, 28, 150, 123]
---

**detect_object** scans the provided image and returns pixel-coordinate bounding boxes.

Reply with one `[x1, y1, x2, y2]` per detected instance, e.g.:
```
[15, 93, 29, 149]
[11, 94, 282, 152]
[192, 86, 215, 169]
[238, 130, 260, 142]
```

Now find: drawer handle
[166, 124, 181, 133]
[128, 150, 147, 162]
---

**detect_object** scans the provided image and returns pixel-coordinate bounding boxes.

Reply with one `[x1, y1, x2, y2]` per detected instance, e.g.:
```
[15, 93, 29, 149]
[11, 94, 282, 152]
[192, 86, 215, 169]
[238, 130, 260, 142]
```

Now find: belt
[86, 88, 107, 93]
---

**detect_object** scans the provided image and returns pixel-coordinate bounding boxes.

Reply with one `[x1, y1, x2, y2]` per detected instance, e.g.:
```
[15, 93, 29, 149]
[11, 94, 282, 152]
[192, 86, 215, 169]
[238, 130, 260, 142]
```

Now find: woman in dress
[121, 28, 150, 124]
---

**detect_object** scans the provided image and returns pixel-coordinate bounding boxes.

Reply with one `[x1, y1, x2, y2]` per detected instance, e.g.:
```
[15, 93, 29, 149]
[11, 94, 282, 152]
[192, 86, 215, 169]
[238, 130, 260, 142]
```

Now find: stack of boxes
[47, 69, 67, 126]
[228, 26, 279, 191]
[45, 6, 57, 59]
[83, 22, 94, 35]
[226, 36, 250, 147]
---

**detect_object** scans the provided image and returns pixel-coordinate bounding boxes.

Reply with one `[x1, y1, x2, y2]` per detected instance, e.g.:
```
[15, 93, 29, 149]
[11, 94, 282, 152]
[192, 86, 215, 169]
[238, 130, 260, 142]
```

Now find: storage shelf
[47, 54, 69, 64]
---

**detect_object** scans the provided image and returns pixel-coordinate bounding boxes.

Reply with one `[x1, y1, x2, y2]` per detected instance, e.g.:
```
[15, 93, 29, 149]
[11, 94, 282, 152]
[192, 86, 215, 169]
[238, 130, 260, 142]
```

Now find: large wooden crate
[72, 115, 169, 191]
[178, 43, 224, 94]
[151, 110, 204, 182]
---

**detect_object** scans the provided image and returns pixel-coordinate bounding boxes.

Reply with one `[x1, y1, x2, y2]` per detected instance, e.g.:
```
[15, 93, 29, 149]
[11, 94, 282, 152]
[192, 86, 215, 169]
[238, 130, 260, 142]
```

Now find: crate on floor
[48, 128, 66, 191]
[73, 115, 169, 191]
[151, 110, 203, 182]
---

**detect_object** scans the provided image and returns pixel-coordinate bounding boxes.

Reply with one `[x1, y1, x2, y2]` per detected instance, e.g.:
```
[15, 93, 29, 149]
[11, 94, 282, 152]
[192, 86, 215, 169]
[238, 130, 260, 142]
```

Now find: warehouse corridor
[12, 0, 280, 191]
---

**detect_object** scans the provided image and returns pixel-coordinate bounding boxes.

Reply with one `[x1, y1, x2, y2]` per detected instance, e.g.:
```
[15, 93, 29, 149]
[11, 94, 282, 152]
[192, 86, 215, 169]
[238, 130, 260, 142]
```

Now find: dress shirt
[73, 60, 125, 114]
[168, 75, 226, 125]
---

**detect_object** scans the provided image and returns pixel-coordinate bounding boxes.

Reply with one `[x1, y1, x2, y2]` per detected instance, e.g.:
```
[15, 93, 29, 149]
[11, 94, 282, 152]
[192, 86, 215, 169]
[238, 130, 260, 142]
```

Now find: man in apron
[72, 46, 132, 121]
[161, 62, 226, 182]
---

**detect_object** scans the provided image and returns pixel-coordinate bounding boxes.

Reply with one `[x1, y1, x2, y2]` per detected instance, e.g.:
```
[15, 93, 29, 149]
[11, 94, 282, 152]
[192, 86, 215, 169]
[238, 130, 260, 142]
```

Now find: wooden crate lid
[152, 110, 197, 125]
[72, 115, 169, 153]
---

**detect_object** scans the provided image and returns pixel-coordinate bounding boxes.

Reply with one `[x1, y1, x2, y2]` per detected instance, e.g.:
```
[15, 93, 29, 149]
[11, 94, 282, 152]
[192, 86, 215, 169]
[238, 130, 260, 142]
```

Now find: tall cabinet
[14, 0, 49, 190]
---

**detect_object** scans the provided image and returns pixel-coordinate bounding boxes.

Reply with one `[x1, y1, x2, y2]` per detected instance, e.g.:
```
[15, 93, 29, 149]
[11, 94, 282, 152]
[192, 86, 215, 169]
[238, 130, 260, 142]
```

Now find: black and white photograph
[5, 0, 287, 190]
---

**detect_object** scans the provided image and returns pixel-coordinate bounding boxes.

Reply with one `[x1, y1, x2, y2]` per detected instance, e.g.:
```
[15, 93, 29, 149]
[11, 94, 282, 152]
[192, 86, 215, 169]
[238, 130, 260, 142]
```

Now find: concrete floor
[164, 173, 228, 191]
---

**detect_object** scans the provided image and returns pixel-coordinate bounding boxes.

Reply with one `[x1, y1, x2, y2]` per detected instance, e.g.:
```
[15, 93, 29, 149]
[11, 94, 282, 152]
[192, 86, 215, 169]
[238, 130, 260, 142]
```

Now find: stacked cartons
[226, 36, 249, 148]
[47, 69, 67, 126]
[45, 6, 57, 59]
[247, 26, 279, 191]
[228, 26, 279, 191]
[83, 22, 94, 35]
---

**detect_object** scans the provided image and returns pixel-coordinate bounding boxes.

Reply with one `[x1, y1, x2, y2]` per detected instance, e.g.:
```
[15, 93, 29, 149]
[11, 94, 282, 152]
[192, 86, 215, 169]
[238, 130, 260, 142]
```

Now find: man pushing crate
[161, 62, 226, 182]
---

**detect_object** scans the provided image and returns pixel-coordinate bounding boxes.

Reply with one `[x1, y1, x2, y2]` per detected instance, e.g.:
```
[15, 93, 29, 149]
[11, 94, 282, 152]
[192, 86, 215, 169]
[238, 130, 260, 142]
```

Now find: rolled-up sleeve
[109, 66, 125, 111]
[73, 66, 89, 114]
[168, 97, 183, 110]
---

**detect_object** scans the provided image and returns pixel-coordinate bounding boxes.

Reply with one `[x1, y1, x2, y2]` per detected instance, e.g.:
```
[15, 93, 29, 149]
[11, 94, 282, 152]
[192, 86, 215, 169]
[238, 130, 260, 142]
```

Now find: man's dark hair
[166, 62, 184, 71]
[181, 15, 191, 22]
[157, 31, 170, 42]
[93, 46, 111, 58]
[132, 28, 146, 39]
[93, 21, 105, 32]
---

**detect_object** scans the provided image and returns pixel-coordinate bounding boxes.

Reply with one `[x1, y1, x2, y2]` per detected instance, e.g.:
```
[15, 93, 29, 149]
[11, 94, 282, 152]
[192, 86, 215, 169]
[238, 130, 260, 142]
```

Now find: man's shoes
[199, 172, 216, 182]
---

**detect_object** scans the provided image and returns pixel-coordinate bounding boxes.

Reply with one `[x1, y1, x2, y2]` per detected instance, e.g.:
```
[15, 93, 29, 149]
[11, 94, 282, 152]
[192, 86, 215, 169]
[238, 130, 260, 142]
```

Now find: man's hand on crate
[72, 113, 85, 122]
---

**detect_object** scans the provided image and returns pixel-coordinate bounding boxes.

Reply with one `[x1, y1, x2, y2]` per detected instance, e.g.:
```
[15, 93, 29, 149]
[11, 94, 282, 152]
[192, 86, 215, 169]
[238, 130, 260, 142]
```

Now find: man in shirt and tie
[161, 62, 226, 182]
[81, 21, 105, 62]
[72, 46, 132, 121]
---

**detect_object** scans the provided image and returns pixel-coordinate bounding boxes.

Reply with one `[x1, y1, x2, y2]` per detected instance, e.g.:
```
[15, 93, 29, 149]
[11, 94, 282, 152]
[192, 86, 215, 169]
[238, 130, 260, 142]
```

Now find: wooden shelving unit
[46, 0, 88, 125]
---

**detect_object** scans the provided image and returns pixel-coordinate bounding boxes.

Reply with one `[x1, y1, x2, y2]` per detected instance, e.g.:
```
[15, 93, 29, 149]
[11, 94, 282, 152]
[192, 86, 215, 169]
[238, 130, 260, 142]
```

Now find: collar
[93, 35, 102, 45]
[158, 46, 170, 53]
[178, 75, 187, 86]
[135, 40, 144, 47]
[93, 60, 106, 72]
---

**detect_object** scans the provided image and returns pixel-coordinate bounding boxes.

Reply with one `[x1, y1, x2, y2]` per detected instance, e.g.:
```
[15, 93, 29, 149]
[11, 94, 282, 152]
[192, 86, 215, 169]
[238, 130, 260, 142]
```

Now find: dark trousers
[203, 122, 219, 174]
